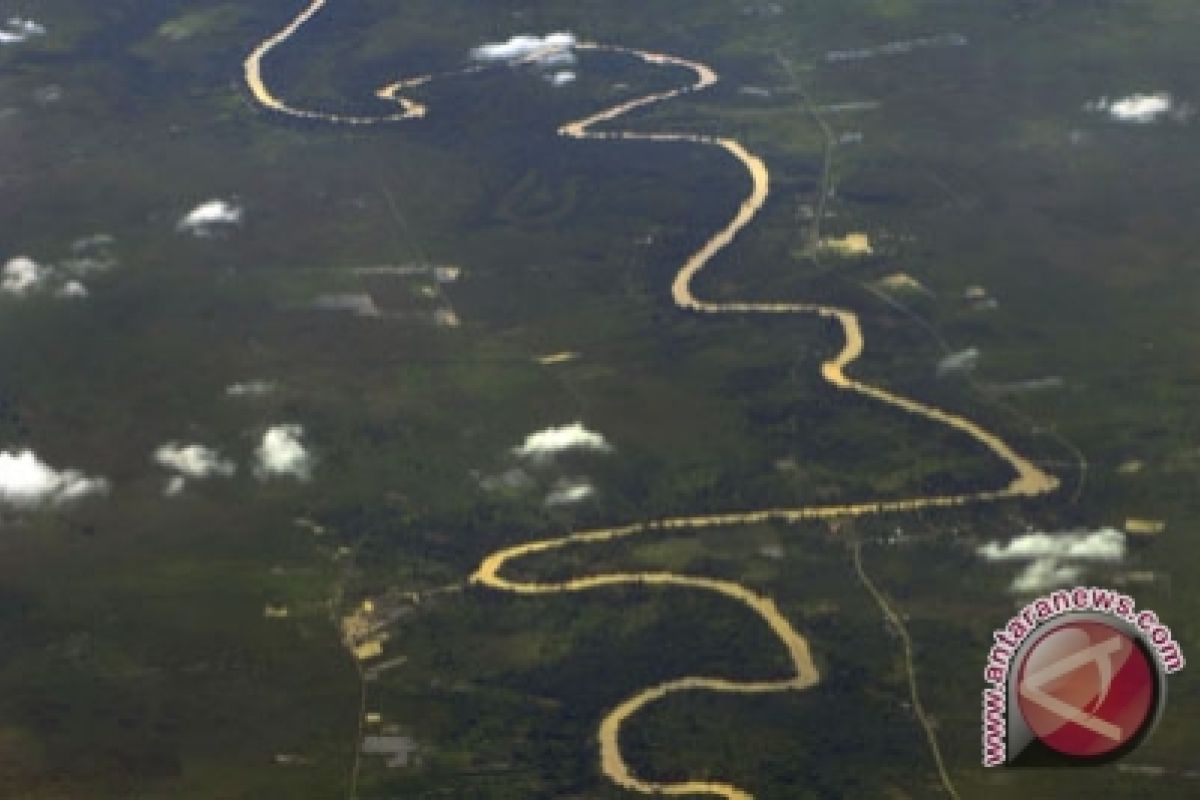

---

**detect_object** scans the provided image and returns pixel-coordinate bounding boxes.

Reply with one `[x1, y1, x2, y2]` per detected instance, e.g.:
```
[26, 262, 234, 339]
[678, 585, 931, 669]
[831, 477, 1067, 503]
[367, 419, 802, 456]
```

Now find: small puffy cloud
[472, 33, 581, 87]
[177, 199, 243, 236]
[978, 528, 1126, 594]
[56, 280, 88, 299]
[225, 379, 277, 397]
[1011, 559, 1083, 595]
[154, 443, 235, 480]
[155, 442, 234, 496]
[1108, 93, 1172, 123]
[0, 17, 45, 45]
[545, 477, 594, 506]
[0, 449, 108, 507]
[2, 256, 50, 295]
[471, 32, 577, 66]
[255, 424, 313, 481]
[3, 255, 95, 300]
[512, 422, 613, 462]
[1087, 92, 1174, 124]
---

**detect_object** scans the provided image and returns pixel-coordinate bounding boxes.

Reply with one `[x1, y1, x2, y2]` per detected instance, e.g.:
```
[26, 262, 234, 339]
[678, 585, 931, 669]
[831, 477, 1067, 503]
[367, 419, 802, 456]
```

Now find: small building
[875, 272, 928, 294]
[311, 293, 382, 317]
[353, 639, 385, 662]
[536, 351, 580, 366]
[434, 265, 461, 283]
[820, 232, 873, 256]
[1126, 518, 1167, 536]
[362, 735, 419, 768]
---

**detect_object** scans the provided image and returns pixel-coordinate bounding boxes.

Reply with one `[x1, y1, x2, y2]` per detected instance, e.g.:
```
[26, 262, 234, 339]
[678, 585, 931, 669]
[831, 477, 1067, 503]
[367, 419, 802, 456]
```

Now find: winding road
[245, 3, 1060, 797]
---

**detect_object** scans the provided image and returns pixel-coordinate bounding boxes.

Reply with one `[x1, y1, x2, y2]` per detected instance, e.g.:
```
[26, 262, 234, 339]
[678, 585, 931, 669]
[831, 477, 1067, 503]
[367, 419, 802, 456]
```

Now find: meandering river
[245, 5, 1059, 796]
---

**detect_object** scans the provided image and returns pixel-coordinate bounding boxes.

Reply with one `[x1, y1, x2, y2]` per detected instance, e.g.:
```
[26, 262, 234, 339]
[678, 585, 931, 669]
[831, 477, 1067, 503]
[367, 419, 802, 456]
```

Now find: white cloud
[3, 256, 93, 300]
[471, 33, 581, 88]
[2, 256, 50, 295]
[0, 17, 45, 45]
[545, 477, 594, 506]
[1110, 93, 1170, 123]
[225, 379, 277, 397]
[163, 475, 187, 497]
[512, 422, 612, 462]
[0, 449, 108, 507]
[177, 199, 243, 236]
[255, 424, 313, 481]
[1011, 559, 1083, 595]
[154, 443, 235, 480]
[1087, 92, 1174, 124]
[471, 33, 577, 66]
[56, 280, 88, 299]
[977, 527, 1126, 562]
[978, 528, 1126, 594]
